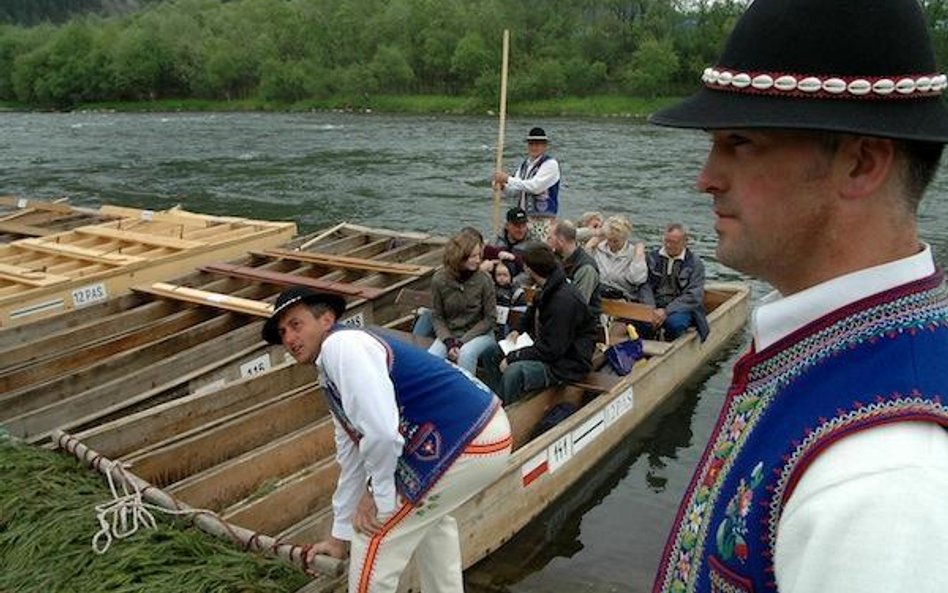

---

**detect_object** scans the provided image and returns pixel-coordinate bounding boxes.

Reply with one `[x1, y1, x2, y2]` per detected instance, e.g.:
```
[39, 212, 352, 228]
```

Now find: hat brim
[650, 87, 948, 143]
[261, 292, 347, 345]
[525, 136, 549, 142]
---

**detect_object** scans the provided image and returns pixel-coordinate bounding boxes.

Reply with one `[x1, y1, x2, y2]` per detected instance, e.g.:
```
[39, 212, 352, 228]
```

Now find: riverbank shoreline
[0, 94, 682, 118]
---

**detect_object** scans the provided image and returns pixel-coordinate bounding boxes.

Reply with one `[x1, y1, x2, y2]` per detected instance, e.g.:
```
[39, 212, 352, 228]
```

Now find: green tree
[369, 45, 415, 93]
[450, 32, 490, 90]
[258, 59, 310, 102]
[623, 35, 680, 97]
[11, 19, 107, 106]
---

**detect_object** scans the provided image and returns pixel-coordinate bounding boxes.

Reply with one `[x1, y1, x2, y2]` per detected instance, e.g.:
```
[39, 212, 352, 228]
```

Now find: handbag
[605, 338, 643, 376]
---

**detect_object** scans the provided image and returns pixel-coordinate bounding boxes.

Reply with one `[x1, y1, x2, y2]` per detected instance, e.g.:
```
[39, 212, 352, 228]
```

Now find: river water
[2, 111, 947, 592]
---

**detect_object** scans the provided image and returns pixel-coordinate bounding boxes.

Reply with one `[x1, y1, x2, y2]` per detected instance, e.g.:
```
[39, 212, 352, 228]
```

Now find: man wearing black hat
[483, 206, 532, 284]
[262, 286, 511, 593]
[492, 127, 561, 241]
[649, 1, 948, 593]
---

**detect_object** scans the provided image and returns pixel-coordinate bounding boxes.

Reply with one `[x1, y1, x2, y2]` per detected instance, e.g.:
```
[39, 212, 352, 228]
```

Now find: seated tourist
[484, 207, 531, 284]
[546, 219, 601, 318]
[428, 231, 497, 372]
[644, 223, 709, 341]
[587, 214, 648, 301]
[480, 244, 599, 404]
[576, 210, 604, 243]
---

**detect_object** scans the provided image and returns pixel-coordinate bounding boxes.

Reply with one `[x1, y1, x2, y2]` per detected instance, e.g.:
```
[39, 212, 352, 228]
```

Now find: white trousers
[347, 408, 512, 593]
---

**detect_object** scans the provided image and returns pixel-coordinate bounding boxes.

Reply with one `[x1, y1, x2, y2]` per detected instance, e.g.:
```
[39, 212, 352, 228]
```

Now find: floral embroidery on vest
[716, 462, 763, 563]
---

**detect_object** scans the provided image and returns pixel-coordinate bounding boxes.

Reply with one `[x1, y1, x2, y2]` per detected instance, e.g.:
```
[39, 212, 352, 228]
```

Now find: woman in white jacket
[587, 215, 649, 302]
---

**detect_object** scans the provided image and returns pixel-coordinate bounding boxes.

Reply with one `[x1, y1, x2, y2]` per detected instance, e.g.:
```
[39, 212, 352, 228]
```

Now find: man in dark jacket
[547, 219, 602, 319]
[644, 223, 708, 341]
[480, 244, 599, 404]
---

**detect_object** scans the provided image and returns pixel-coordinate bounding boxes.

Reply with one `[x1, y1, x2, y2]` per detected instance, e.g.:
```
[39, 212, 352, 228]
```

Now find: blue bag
[605, 338, 643, 376]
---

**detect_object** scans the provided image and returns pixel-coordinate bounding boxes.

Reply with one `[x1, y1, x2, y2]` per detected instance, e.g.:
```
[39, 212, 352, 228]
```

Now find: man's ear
[320, 310, 337, 328]
[837, 136, 896, 200]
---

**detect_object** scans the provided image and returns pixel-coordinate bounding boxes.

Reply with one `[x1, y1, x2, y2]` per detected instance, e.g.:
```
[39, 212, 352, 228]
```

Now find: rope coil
[91, 459, 191, 554]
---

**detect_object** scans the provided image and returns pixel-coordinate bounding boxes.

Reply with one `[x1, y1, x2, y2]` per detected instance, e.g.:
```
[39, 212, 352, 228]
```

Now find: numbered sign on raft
[71, 283, 109, 309]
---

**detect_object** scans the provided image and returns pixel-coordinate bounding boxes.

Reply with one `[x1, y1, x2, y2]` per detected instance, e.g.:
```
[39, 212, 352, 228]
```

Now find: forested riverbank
[6, 0, 944, 113]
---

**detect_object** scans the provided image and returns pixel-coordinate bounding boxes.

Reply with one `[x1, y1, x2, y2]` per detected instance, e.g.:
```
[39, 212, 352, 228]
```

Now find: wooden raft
[0, 207, 297, 327]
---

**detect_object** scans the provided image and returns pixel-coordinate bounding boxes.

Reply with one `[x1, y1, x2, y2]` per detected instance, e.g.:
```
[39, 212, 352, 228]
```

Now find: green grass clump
[0, 435, 311, 593]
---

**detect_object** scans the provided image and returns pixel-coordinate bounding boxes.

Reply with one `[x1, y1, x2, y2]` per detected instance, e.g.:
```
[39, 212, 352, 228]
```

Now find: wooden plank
[569, 370, 624, 393]
[0, 263, 70, 286]
[601, 298, 656, 323]
[127, 387, 326, 487]
[0, 298, 178, 371]
[169, 418, 335, 511]
[135, 282, 273, 317]
[0, 221, 55, 238]
[263, 248, 431, 276]
[296, 222, 348, 251]
[278, 508, 333, 545]
[395, 287, 432, 309]
[14, 239, 143, 265]
[0, 196, 76, 215]
[201, 262, 384, 299]
[0, 307, 211, 394]
[75, 362, 313, 458]
[222, 459, 339, 535]
[76, 226, 204, 250]
[1, 313, 245, 436]
[54, 341, 291, 447]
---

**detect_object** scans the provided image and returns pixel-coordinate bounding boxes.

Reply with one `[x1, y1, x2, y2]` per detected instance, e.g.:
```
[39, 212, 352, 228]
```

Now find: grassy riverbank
[1, 94, 681, 118]
[0, 434, 310, 593]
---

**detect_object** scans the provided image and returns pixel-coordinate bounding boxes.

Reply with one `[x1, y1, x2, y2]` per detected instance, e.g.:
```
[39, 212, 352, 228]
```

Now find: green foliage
[370, 45, 415, 93]
[0, 437, 309, 593]
[3, 0, 941, 109]
[623, 35, 680, 97]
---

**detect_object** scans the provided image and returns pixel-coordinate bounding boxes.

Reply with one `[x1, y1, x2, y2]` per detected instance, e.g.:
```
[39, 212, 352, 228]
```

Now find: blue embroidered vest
[516, 154, 559, 217]
[322, 327, 499, 504]
[653, 273, 948, 593]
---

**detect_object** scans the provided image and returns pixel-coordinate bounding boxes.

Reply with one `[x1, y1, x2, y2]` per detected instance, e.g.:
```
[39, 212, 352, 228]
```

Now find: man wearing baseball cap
[649, 1, 948, 592]
[492, 127, 561, 241]
[262, 286, 511, 593]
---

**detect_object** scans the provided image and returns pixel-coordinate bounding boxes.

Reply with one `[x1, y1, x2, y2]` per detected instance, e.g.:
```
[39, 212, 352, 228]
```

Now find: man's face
[527, 140, 547, 159]
[664, 229, 687, 257]
[277, 303, 334, 364]
[546, 230, 564, 255]
[697, 129, 836, 287]
[507, 221, 529, 242]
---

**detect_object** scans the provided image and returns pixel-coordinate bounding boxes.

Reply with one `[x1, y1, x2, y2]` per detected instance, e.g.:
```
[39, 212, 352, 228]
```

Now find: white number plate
[71, 283, 108, 308]
[239, 354, 271, 378]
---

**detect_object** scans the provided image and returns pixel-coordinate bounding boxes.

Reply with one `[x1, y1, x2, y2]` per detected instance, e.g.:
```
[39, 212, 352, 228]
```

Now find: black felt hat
[261, 286, 346, 345]
[526, 127, 549, 142]
[650, 0, 948, 142]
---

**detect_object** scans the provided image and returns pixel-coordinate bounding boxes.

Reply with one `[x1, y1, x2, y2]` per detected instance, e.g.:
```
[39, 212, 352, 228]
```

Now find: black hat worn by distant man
[526, 127, 549, 142]
[506, 206, 529, 224]
[650, 0, 948, 143]
[262, 286, 347, 345]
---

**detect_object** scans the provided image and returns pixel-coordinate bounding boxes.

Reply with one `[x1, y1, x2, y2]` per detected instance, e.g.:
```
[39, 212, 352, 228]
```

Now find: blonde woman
[428, 231, 497, 372]
[587, 215, 649, 301]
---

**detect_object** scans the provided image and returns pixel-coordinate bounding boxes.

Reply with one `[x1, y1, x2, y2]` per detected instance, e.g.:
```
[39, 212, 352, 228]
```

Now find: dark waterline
[3, 111, 946, 592]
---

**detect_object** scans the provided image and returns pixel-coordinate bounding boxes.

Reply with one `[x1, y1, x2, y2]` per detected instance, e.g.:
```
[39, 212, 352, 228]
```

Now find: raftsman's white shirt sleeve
[318, 330, 404, 540]
[505, 158, 560, 195]
[775, 422, 948, 593]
